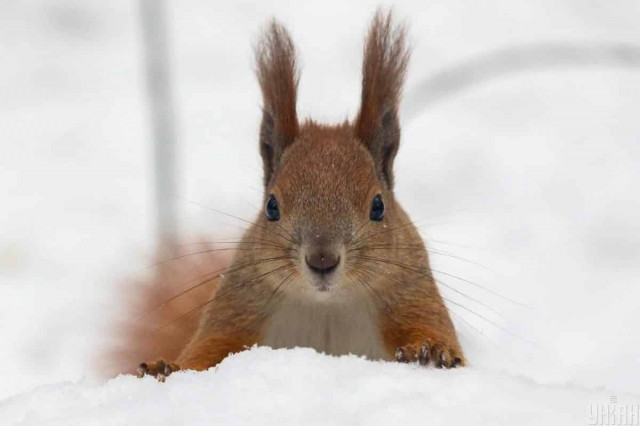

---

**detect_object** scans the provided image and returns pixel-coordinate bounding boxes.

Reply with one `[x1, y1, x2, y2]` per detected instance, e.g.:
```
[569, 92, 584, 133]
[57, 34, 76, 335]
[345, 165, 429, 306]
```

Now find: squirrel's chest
[262, 296, 390, 360]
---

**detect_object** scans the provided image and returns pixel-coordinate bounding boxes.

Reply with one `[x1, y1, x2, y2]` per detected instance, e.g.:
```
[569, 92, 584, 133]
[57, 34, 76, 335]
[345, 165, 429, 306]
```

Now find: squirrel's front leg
[381, 287, 465, 368]
[137, 359, 181, 382]
[394, 339, 464, 368]
[136, 332, 259, 381]
[136, 289, 264, 381]
[137, 333, 250, 376]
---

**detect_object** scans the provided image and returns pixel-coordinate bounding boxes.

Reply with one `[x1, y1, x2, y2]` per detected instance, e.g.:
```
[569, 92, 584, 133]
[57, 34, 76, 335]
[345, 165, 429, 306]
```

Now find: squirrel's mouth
[313, 280, 332, 292]
[306, 260, 340, 292]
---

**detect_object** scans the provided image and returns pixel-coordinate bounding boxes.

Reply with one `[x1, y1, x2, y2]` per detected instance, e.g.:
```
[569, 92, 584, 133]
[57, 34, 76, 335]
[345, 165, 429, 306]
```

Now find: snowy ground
[1, 0, 640, 424]
[0, 346, 629, 426]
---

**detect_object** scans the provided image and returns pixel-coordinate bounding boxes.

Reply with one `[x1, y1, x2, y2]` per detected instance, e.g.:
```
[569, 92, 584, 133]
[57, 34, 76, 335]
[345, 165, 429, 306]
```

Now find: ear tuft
[355, 10, 410, 188]
[255, 21, 300, 186]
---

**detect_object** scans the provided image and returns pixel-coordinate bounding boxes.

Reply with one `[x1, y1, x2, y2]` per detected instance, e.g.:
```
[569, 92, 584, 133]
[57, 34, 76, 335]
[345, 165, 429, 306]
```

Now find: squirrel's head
[254, 11, 410, 298]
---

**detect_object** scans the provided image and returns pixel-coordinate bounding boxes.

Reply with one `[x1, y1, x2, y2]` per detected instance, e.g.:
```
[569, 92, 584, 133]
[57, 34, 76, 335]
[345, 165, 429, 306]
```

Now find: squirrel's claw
[136, 359, 180, 382]
[136, 362, 148, 378]
[396, 340, 464, 368]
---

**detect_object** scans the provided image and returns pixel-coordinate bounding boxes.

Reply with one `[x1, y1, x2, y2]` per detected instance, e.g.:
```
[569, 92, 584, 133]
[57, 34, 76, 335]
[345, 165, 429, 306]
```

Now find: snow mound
[0, 347, 615, 426]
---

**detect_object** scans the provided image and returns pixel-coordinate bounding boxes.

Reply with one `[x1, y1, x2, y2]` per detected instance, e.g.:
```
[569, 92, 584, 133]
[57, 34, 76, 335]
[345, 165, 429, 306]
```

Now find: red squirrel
[115, 10, 464, 381]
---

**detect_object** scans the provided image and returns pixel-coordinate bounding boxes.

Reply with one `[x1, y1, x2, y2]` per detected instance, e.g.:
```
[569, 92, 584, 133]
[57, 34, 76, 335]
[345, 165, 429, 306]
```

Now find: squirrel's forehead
[275, 138, 377, 204]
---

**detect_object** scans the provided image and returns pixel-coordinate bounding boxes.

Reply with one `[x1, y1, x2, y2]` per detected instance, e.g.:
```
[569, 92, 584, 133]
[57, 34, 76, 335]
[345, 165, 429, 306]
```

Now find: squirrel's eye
[370, 194, 385, 221]
[265, 194, 280, 221]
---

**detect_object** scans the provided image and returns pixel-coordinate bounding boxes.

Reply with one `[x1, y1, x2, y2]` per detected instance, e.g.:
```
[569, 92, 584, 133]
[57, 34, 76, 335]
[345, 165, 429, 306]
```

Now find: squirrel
[118, 10, 464, 381]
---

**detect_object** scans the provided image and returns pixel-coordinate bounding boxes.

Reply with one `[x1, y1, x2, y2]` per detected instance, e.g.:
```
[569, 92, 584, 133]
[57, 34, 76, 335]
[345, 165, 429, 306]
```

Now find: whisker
[350, 243, 494, 272]
[239, 195, 300, 248]
[353, 255, 504, 316]
[350, 219, 419, 248]
[348, 267, 392, 312]
[426, 238, 494, 251]
[350, 259, 537, 346]
[350, 260, 451, 315]
[146, 246, 291, 269]
[447, 307, 501, 349]
[264, 271, 297, 310]
[350, 216, 372, 243]
[442, 297, 538, 347]
[177, 196, 297, 246]
[351, 245, 529, 309]
[176, 239, 291, 251]
[136, 255, 297, 321]
[156, 263, 296, 332]
[350, 214, 459, 249]
[430, 267, 531, 310]
[427, 247, 497, 273]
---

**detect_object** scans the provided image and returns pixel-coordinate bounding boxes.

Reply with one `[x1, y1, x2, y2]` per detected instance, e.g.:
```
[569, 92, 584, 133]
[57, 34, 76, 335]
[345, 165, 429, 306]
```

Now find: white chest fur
[262, 290, 390, 360]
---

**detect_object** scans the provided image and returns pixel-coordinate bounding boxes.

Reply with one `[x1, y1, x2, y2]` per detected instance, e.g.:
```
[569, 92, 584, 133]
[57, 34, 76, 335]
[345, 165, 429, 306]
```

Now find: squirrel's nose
[305, 250, 340, 274]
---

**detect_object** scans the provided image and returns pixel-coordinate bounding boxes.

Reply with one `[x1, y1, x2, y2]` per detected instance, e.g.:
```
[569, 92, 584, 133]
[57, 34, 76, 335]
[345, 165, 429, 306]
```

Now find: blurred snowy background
[1, 0, 639, 418]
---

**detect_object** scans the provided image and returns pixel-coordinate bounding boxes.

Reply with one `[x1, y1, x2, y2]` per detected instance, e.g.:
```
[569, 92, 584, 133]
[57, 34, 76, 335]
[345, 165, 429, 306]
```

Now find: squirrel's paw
[136, 359, 180, 382]
[395, 340, 464, 368]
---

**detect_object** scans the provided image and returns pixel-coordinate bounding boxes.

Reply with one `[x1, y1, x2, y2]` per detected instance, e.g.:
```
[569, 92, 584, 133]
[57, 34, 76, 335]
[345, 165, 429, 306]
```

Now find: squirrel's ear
[355, 10, 410, 189]
[256, 21, 300, 187]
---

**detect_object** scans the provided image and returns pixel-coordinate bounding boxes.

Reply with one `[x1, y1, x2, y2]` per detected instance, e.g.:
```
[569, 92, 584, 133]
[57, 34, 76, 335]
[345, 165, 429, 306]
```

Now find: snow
[0, 346, 620, 426]
[1, 0, 640, 424]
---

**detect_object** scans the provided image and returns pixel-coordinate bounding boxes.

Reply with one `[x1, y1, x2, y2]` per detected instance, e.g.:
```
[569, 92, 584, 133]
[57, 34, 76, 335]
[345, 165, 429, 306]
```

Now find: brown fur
[104, 247, 230, 376]
[355, 10, 409, 188]
[115, 10, 463, 378]
[256, 20, 300, 186]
